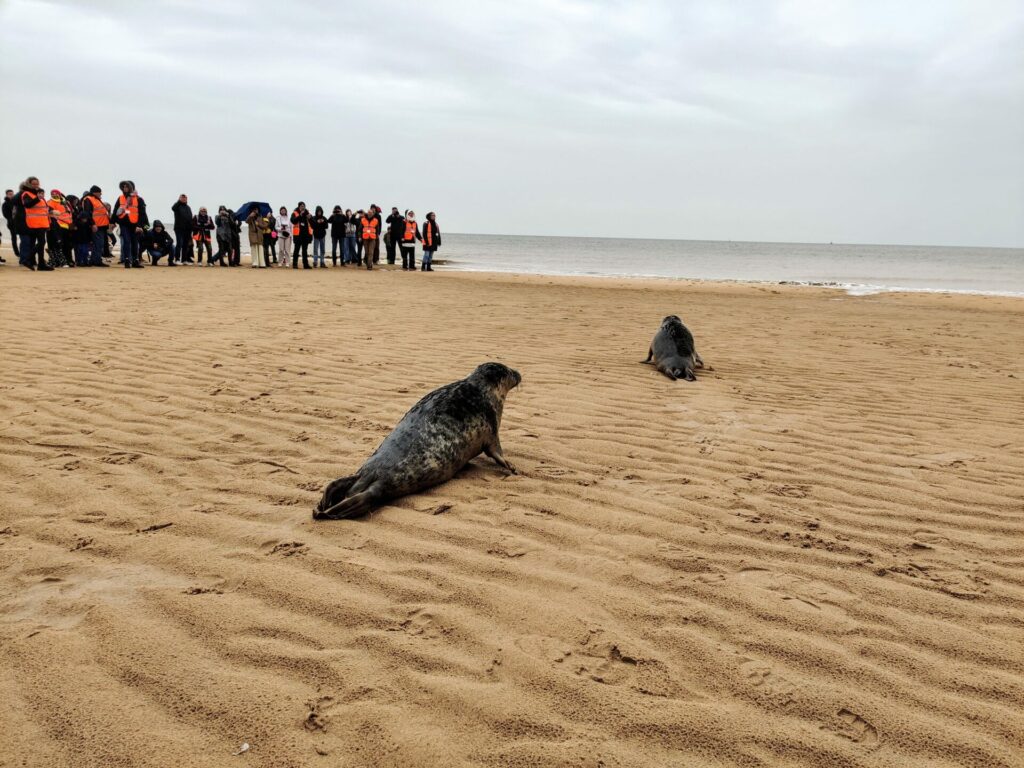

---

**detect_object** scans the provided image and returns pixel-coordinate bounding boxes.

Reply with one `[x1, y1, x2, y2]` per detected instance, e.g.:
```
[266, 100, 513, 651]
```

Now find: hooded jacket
[113, 180, 149, 229]
[142, 221, 174, 253]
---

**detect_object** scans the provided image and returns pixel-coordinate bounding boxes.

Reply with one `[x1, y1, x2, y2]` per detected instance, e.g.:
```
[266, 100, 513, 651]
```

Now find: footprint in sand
[264, 541, 308, 557]
[833, 708, 880, 746]
[99, 452, 142, 465]
[514, 630, 681, 698]
[738, 658, 799, 712]
[397, 608, 444, 640]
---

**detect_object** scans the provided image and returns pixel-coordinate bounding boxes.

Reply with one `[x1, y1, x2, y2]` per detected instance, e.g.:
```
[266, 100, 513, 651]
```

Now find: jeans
[344, 236, 357, 264]
[422, 249, 435, 269]
[331, 235, 342, 263]
[386, 237, 397, 264]
[312, 236, 325, 265]
[148, 248, 169, 265]
[265, 238, 277, 263]
[75, 242, 91, 266]
[91, 227, 107, 265]
[19, 230, 46, 267]
[119, 222, 140, 265]
[174, 229, 193, 262]
[400, 245, 416, 270]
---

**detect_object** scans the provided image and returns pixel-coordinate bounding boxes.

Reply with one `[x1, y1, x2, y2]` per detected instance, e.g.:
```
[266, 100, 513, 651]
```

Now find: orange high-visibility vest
[117, 193, 139, 224]
[403, 221, 418, 243]
[22, 191, 50, 230]
[48, 198, 71, 228]
[85, 195, 109, 226]
[360, 216, 378, 240]
[423, 222, 434, 247]
[291, 211, 312, 237]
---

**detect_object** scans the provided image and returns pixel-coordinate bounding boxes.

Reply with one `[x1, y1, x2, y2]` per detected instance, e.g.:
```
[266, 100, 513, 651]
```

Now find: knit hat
[51, 189, 62, 197]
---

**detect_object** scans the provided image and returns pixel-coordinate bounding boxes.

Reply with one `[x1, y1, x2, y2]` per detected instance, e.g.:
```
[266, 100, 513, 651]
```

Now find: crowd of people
[2, 177, 443, 272]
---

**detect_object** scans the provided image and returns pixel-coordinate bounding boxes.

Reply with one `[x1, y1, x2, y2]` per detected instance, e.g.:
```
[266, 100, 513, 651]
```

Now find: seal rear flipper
[316, 474, 360, 515]
[313, 489, 380, 520]
[640, 347, 654, 364]
[656, 363, 678, 381]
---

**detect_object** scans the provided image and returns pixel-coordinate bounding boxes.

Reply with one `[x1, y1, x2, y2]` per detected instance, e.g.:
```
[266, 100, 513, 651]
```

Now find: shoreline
[7, 254, 1024, 300]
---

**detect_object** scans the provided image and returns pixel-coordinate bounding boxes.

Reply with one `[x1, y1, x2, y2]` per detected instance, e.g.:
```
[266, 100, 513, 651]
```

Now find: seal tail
[313, 489, 380, 520]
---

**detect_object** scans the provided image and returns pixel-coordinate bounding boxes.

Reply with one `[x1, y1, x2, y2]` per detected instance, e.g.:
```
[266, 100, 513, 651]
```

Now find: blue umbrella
[235, 201, 272, 221]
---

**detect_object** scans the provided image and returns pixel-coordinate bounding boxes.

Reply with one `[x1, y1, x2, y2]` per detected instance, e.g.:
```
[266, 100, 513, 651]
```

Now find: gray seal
[642, 315, 704, 381]
[314, 362, 521, 520]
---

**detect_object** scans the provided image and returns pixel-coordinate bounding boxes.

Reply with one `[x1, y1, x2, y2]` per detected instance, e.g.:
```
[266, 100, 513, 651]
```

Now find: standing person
[328, 205, 345, 266]
[400, 210, 421, 271]
[114, 180, 148, 268]
[276, 206, 291, 266]
[262, 211, 277, 264]
[290, 202, 312, 269]
[3, 189, 18, 260]
[211, 205, 232, 266]
[226, 209, 242, 266]
[247, 207, 266, 268]
[171, 193, 193, 264]
[354, 209, 365, 265]
[72, 194, 94, 266]
[310, 205, 328, 268]
[82, 186, 110, 267]
[343, 208, 358, 265]
[359, 206, 379, 270]
[385, 206, 404, 265]
[371, 204, 383, 264]
[192, 207, 214, 264]
[421, 211, 441, 271]
[46, 189, 72, 268]
[16, 177, 53, 271]
[141, 220, 175, 265]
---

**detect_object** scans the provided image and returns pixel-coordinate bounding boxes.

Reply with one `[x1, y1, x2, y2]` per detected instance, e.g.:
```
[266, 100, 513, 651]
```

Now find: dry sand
[1, 265, 1022, 767]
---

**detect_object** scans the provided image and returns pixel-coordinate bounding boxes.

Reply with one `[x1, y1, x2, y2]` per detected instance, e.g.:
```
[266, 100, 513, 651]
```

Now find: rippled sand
[1, 266, 1022, 767]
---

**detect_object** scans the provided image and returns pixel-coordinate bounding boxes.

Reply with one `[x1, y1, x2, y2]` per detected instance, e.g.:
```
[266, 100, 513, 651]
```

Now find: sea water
[438, 234, 1024, 296]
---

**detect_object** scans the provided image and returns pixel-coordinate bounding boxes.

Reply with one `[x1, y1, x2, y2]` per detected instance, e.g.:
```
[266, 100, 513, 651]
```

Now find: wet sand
[1, 265, 1022, 767]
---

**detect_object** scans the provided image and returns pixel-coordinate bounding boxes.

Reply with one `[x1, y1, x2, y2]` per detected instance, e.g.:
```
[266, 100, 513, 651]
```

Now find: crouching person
[142, 220, 175, 266]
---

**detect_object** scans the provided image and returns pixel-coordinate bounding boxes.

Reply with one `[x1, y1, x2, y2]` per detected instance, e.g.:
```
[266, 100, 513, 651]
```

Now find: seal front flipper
[484, 439, 517, 475]
[640, 348, 654, 364]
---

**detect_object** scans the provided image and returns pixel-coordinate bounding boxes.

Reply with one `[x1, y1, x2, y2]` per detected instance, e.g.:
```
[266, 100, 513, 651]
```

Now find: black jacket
[142, 227, 174, 253]
[421, 219, 441, 249]
[193, 213, 214, 237]
[171, 200, 193, 231]
[386, 212, 405, 238]
[2, 196, 14, 225]
[328, 213, 347, 238]
[311, 215, 329, 239]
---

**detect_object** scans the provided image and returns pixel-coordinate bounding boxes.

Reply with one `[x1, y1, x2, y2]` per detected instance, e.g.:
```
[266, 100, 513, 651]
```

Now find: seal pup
[314, 362, 521, 520]
[642, 315, 704, 381]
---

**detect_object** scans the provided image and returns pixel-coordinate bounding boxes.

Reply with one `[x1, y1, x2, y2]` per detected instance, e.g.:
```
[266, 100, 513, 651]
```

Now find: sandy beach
[1, 266, 1022, 767]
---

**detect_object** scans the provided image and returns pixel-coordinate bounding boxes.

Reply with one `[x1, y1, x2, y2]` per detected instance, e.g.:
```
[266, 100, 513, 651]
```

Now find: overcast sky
[1, 0, 1021, 247]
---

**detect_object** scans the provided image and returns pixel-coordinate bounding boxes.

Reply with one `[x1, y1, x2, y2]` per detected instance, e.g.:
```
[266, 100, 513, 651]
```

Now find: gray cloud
[1, 0, 1021, 246]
